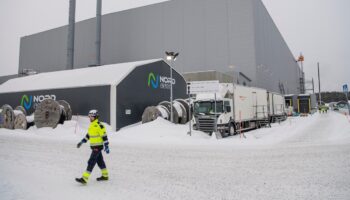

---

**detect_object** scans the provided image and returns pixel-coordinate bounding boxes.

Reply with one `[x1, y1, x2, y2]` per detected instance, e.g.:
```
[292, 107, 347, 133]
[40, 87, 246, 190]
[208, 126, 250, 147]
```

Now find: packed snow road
[1, 111, 350, 200]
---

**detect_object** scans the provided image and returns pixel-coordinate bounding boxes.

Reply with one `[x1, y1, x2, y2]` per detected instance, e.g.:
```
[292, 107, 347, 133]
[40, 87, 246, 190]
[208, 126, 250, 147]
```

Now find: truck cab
[193, 98, 235, 136]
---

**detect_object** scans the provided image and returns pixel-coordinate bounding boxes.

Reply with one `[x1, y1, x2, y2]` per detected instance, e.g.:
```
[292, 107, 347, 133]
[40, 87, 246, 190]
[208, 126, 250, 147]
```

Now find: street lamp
[165, 51, 179, 123]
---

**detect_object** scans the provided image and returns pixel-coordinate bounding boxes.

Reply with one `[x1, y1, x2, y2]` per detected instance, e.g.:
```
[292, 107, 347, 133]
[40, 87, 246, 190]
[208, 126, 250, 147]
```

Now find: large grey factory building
[16, 0, 302, 94]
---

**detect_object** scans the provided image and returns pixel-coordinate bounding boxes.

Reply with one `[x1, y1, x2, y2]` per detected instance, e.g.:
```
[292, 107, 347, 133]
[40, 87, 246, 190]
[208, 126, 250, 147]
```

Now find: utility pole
[317, 62, 321, 105]
[343, 84, 350, 114]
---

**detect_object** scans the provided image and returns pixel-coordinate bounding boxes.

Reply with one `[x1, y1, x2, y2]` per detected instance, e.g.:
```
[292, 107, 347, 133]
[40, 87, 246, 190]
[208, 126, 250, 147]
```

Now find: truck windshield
[194, 101, 223, 115]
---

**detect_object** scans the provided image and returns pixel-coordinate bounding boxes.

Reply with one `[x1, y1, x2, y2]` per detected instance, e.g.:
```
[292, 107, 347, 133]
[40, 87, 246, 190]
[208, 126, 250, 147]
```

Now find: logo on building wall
[21, 95, 33, 110]
[147, 72, 176, 90]
[148, 72, 159, 89]
[20, 94, 57, 110]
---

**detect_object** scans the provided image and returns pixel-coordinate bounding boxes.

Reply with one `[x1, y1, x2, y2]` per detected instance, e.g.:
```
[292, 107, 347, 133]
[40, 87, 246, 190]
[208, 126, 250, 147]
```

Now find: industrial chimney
[66, 0, 76, 70]
[95, 0, 102, 66]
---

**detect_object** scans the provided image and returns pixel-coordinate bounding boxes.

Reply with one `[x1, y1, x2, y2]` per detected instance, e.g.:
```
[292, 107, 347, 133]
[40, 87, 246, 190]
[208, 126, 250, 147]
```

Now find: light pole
[165, 51, 179, 123]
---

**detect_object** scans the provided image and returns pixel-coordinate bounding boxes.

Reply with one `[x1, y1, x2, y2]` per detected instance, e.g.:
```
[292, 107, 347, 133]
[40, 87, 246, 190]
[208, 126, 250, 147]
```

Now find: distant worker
[319, 106, 324, 114]
[76, 109, 110, 184]
[319, 105, 327, 114]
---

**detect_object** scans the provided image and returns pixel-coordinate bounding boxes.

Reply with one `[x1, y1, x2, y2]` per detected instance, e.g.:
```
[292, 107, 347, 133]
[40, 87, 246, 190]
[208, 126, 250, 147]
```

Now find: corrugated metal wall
[18, 0, 300, 94]
[19, 26, 68, 73]
[252, 0, 300, 94]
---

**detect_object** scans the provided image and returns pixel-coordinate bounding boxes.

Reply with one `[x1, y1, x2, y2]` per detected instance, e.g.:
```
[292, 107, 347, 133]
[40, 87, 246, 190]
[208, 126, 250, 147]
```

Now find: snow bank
[114, 118, 211, 145]
[1, 111, 350, 147]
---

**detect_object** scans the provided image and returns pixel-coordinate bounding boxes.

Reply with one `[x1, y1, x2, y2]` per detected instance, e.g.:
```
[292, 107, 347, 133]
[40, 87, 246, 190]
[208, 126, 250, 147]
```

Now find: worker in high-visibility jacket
[76, 109, 109, 184]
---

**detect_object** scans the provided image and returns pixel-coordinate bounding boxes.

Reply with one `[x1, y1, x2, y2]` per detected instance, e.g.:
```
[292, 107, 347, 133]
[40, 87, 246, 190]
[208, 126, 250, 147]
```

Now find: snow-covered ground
[1, 111, 350, 199]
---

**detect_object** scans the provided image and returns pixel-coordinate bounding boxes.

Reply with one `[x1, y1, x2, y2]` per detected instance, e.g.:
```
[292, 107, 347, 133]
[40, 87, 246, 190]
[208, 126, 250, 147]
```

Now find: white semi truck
[192, 83, 286, 136]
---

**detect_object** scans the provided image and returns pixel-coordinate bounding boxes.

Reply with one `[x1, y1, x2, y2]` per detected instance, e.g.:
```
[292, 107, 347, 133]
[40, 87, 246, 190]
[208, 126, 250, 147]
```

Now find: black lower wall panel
[0, 86, 111, 123]
[116, 60, 187, 130]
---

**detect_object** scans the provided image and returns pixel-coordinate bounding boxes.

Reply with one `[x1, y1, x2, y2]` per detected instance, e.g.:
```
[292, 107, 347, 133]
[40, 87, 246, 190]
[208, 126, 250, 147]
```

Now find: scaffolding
[298, 53, 306, 94]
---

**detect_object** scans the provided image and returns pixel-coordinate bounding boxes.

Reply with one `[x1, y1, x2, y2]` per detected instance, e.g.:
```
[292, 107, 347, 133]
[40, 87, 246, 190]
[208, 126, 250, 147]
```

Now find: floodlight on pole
[165, 51, 179, 123]
[165, 51, 179, 61]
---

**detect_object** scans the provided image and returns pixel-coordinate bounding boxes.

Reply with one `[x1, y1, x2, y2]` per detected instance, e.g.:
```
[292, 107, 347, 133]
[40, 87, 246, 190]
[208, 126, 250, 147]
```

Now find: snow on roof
[0, 59, 161, 93]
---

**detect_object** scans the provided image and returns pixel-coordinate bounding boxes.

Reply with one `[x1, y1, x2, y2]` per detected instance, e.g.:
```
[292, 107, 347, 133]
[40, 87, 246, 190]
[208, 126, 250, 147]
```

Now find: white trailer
[267, 92, 287, 122]
[232, 85, 268, 121]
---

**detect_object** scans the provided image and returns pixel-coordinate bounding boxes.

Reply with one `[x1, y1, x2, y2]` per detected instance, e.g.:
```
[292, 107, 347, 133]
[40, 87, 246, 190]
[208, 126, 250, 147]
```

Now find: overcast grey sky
[0, 0, 349, 92]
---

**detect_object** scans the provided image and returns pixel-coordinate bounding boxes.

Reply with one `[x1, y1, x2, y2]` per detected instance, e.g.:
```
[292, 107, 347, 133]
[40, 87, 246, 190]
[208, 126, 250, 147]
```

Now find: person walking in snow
[76, 109, 110, 184]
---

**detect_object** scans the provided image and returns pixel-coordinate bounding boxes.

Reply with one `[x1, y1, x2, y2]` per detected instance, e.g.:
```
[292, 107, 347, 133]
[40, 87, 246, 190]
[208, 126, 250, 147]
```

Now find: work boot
[76, 171, 90, 184]
[96, 176, 109, 181]
[75, 177, 87, 184]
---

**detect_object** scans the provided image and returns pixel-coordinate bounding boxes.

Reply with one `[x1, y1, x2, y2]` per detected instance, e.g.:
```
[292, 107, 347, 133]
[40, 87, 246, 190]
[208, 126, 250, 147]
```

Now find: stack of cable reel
[34, 99, 72, 128]
[142, 99, 191, 124]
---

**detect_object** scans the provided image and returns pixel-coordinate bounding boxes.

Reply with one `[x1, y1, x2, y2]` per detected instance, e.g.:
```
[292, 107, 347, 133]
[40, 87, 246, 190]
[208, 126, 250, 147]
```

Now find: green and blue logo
[147, 72, 175, 90]
[21, 95, 33, 110]
[148, 72, 159, 89]
[20, 94, 56, 110]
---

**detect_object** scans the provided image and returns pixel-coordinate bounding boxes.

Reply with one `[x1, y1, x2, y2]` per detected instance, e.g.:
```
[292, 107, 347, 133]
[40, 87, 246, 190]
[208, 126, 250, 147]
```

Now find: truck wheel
[229, 123, 235, 136]
[220, 130, 227, 138]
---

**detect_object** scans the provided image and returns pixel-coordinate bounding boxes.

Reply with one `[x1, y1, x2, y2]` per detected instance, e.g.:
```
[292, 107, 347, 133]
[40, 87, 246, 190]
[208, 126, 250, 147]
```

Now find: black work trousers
[86, 147, 106, 172]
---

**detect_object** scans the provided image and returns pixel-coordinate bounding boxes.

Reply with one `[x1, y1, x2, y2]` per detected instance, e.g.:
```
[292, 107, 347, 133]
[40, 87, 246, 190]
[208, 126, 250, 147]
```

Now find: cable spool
[0, 105, 15, 129]
[159, 101, 180, 124]
[173, 100, 187, 124]
[156, 105, 170, 120]
[58, 100, 72, 120]
[14, 113, 27, 130]
[142, 106, 160, 124]
[175, 99, 190, 121]
[13, 106, 28, 130]
[34, 99, 66, 128]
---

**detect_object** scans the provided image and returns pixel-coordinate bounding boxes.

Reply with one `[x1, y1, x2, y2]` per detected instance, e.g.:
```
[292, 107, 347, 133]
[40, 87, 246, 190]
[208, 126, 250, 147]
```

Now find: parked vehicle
[267, 92, 287, 122]
[192, 83, 284, 137]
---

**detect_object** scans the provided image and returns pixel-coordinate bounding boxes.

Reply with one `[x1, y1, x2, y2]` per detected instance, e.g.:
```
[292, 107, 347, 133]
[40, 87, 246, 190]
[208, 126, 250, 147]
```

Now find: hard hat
[88, 109, 99, 118]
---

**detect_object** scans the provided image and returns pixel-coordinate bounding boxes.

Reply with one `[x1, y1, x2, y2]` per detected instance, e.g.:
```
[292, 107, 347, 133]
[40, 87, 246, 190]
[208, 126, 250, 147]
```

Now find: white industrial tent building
[0, 59, 187, 130]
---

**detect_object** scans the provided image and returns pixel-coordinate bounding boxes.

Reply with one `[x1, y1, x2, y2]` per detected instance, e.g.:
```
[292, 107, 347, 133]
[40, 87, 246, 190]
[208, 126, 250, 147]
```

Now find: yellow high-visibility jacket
[82, 119, 108, 147]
